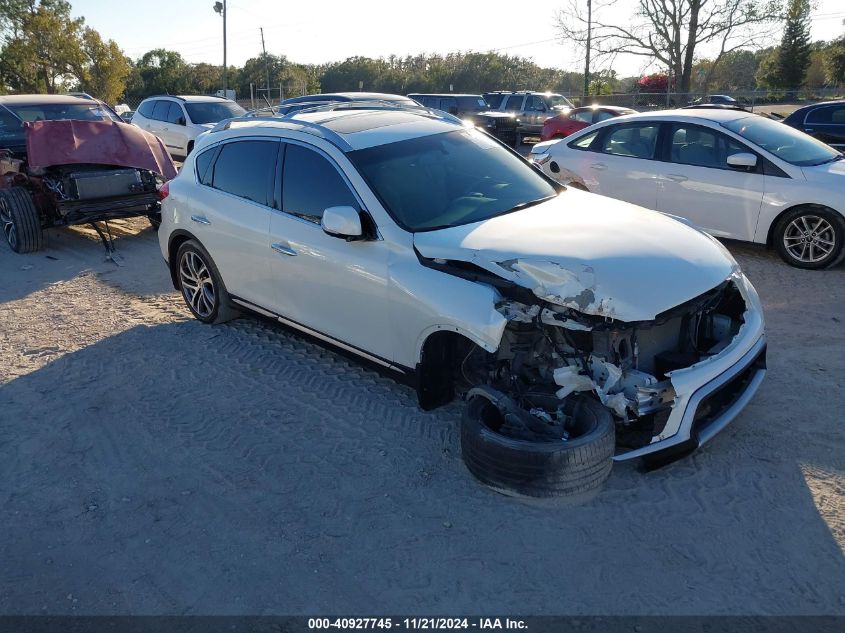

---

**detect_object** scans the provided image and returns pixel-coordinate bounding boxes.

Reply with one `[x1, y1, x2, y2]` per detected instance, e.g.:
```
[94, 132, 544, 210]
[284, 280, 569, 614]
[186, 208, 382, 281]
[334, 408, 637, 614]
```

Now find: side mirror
[727, 152, 757, 169]
[177, 116, 186, 126]
[322, 206, 363, 239]
[448, 106, 459, 116]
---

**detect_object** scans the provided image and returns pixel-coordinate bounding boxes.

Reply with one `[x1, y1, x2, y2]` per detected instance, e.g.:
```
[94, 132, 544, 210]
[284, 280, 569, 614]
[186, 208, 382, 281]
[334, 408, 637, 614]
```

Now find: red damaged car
[540, 105, 636, 141]
[0, 94, 177, 254]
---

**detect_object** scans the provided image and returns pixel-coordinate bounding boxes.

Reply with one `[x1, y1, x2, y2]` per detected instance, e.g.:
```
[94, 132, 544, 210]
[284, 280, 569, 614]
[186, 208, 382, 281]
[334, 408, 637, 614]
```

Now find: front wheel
[175, 239, 238, 324]
[0, 187, 44, 253]
[774, 206, 844, 269]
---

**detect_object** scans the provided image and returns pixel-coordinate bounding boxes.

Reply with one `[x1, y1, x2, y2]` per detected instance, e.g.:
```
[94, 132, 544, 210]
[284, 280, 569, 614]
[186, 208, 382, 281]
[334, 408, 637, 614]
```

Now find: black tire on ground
[174, 239, 238, 324]
[461, 393, 615, 498]
[773, 206, 845, 270]
[0, 186, 44, 253]
[148, 214, 161, 230]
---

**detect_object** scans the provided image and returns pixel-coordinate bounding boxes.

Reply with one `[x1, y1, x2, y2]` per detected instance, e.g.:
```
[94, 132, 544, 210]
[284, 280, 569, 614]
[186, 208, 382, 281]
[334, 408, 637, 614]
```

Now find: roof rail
[208, 100, 467, 152]
[147, 94, 187, 101]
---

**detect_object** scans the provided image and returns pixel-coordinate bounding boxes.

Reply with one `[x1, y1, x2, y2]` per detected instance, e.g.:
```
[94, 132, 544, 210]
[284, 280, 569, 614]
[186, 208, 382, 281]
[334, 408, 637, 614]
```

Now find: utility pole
[213, 1, 228, 92]
[260, 27, 271, 103]
[583, 0, 592, 98]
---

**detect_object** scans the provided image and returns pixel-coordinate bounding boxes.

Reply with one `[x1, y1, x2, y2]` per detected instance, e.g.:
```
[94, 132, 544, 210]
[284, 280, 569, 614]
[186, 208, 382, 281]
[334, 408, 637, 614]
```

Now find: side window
[669, 124, 752, 170]
[210, 140, 278, 205]
[574, 110, 592, 123]
[282, 144, 358, 224]
[503, 96, 523, 113]
[439, 97, 457, 114]
[151, 100, 170, 121]
[195, 147, 216, 185]
[569, 130, 599, 150]
[137, 100, 156, 118]
[526, 96, 547, 112]
[600, 124, 659, 159]
[832, 107, 845, 123]
[166, 102, 184, 124]
[806, 107, 833, 124]
[595, 110, 616, 123]
[421, 97, 438, 108]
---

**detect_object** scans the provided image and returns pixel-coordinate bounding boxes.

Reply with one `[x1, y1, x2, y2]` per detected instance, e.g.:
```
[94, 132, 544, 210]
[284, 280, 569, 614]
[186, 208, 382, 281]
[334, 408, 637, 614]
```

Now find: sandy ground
[1, 218, 844, 616]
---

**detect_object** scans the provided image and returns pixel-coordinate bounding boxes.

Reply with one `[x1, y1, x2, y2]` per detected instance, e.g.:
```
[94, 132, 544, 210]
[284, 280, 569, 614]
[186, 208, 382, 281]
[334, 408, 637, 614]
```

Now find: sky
[72, 0, 845, 79]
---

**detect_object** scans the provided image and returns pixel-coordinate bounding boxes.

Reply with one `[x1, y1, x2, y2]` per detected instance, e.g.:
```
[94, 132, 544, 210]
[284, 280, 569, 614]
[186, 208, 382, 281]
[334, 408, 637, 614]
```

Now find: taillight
[158, 181, 170, 200]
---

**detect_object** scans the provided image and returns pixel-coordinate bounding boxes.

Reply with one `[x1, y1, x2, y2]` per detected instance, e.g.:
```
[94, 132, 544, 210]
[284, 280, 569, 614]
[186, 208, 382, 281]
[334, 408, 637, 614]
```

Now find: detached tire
[0, 187, 44, 253]
[461, 394, 615, 498]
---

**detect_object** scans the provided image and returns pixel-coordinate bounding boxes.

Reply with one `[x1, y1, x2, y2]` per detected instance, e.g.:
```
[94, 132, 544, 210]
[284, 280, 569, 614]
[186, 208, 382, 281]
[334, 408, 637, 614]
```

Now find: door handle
[666, 174, 688, 182]
[271, 242, 297, 257]
[190, 215, 211, 225]
[591, 163, 607, 171]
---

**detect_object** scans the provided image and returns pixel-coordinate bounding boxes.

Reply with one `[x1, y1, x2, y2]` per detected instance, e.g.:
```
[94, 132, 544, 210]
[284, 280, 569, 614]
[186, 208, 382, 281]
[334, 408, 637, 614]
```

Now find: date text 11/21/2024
[308, 619, 528, 630]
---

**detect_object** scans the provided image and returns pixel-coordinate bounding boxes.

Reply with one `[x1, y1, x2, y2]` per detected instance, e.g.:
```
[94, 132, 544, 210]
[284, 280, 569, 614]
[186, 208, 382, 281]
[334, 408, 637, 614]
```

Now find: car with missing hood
[0, 94, 177, 254]
[157, 103, 766, 498]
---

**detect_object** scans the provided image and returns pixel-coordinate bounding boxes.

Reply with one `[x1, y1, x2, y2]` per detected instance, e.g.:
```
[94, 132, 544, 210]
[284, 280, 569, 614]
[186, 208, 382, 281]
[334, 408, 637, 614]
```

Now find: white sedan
[529, 108, 845, 269]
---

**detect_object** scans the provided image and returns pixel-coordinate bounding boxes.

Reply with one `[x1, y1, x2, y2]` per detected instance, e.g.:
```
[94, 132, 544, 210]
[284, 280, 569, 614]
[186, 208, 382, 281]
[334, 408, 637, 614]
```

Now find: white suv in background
[156, 104, 766, 498]
[132, 95, 245, 159]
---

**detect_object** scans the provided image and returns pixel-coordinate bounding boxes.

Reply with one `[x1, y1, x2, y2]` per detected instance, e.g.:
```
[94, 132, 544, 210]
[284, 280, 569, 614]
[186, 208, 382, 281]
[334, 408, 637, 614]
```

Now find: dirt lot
[1, 219, 844, 615]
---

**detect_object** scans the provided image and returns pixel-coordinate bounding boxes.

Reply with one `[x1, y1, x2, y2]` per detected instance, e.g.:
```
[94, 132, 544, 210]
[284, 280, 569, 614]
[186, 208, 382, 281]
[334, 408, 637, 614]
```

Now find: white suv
[158, 105, 766, 497]
[132, 95, 245, 159]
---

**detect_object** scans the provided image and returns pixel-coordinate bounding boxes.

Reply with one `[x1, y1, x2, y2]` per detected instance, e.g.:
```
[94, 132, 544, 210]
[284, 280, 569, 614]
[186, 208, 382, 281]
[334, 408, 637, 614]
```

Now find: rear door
[655, 122, 765, 240]
[576, 121, 662, 209]
[185, 139, 280, 305]
[267, 141, 393, 362]
[804, 105, 845, 151]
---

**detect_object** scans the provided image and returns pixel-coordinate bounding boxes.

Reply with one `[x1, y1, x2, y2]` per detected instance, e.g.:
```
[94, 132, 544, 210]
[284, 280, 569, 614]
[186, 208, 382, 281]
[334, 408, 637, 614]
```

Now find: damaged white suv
[158, 104, 767, 497]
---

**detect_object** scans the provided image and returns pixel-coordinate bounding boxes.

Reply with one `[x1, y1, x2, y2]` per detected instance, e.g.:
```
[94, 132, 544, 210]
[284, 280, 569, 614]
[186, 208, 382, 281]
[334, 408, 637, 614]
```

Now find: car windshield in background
[0, 103, 119, 146]
[185, 101, 246, 124]
[348, 128, 558, 232]
[722, 116, 840, 166]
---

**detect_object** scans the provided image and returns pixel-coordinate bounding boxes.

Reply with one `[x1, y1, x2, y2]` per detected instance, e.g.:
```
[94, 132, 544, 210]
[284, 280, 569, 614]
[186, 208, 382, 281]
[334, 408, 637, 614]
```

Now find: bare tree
[557, 0, 783, 94]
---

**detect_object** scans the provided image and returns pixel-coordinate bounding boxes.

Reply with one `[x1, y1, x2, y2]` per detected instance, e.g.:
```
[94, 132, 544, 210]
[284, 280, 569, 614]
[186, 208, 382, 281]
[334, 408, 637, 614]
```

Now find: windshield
[0, 102, 119, 147]
[548, 95, 574, 109]
[348, 128, 558, 232]
[722, 116, 840, 166]
[185, 101, 246, 124]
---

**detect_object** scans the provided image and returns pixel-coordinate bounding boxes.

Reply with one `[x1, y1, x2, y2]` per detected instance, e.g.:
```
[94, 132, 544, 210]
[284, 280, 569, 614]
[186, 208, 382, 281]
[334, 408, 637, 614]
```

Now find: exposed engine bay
[454, 277, 747, 450]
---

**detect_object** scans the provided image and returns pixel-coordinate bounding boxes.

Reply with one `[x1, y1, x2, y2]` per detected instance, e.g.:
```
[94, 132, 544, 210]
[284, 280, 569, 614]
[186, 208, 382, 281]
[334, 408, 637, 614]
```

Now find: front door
[268, 142, 393, 363]
[656, 123, 765, 241]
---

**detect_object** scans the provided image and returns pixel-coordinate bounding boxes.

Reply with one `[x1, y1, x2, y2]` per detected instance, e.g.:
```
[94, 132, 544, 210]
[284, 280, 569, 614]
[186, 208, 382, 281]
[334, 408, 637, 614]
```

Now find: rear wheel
[175, 239, 238, 324]
[774, 206, 844, 269]
[0, 187, 44, 253]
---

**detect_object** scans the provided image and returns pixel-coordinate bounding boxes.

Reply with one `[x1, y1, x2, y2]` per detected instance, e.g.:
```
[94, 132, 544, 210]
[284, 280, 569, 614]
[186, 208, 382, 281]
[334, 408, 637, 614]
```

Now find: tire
[175, 239, 238, 324]
[186, 141, 195, 156]
[461, 392, 615, 498]
[148, 214, 161, 231]
[773, 206, 844, 269]
[0, 187, 44, 253]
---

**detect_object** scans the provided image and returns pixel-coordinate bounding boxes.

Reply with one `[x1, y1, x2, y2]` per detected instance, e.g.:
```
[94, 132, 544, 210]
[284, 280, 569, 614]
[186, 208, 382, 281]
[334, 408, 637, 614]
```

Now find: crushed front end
[453, 267, 766, 463]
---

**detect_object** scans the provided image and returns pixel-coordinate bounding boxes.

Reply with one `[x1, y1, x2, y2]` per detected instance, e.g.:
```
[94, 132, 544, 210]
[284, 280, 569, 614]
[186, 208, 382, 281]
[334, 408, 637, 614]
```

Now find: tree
[78, 28, 130, 103]
[755, 47, 781, 88]
[557, 0, 783, 94]
[775, 0, 811, 88]
[0, 0, 85, 93]
[135, 48, 189, 96]
[825, 36, 845, 86]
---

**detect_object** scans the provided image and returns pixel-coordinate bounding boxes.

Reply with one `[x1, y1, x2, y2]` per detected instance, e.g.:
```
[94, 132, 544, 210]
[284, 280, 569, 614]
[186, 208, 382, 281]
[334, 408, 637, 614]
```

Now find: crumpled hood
[413, 190, 736, 322]
[802, 157, 845, 182]
[25, 119, 178, 180]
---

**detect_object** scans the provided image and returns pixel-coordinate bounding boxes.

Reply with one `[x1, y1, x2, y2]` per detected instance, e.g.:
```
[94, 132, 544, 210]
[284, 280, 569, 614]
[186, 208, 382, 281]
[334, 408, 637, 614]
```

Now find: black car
[783, 101, 845, 152]
[407, 94, 518, 147]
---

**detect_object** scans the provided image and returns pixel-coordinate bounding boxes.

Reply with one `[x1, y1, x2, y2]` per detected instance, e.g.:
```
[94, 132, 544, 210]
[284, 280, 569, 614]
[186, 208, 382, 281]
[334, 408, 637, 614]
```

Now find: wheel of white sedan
[774, 206, 844, 270]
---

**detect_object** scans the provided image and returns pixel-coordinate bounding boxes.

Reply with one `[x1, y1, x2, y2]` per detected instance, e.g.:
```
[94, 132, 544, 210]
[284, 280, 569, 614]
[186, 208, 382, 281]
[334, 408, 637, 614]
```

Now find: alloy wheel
[179, 250, 216, 318]
[782, 215, 836, 264]
[0, 197, 16, 250]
